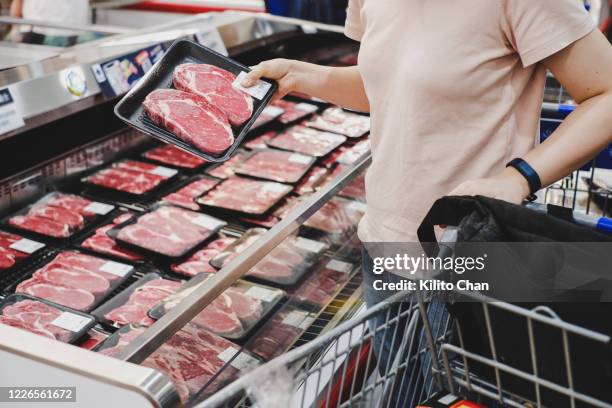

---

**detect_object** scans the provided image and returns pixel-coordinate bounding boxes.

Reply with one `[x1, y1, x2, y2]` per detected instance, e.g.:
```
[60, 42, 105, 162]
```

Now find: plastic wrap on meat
[8, 215, 72, 238]
[171, 236, 236, 277]
[304, 197, 365, 234]
[206, 151, 246, 179]
[236, 149, 313, 183]
[305, 107, 370, 138]
[271, 100, 318, 124]
[293, 263, 351, 307]
[199, 177, 292, 215]
[248, 308, 312, 361]
[144, 89, 234, 155]
[162, 178, 219, 211]
[82, 215, 144, 262]
[104, 278, 181, 326]
[85, 160, 175, 195]
[0, 299, 72, 342]
[16, 251, 132, 311]
[267, 125, 346, 157]
[173, 63, 253, 126]
[143, 144, 207, 169]
[251, 106, 283, 129]
[116, 206, 224, 257]
[0, 231, 34, 270]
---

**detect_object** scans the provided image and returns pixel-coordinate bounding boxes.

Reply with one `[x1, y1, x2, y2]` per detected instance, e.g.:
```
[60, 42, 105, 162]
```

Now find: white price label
[233, 72, 272, 100]
[84, 201, 115, 215]
[218, 347, 259, 371]
[0, 88, 25, 136]
[326, 259, 353, 273]
[263, 106, 284, 117]
[262, 182, 289, 194]
[99, 261, 133, 277]
[282, 311, 315, 329]
[295, 103, 318, 113]
[9, 238, 45, 254]
[150, 166, 178, 178]
[294, 237, 326, 253]
[246, 286, 278, 302]
[348, 201, 367, 212]
[51, 312, 91, 332]
[288, 153, 312, 165]
[192, 214, 226, 230]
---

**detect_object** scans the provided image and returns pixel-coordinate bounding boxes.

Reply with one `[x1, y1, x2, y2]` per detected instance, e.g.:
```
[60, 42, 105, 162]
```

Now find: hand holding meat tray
[114, 40, 279, 163]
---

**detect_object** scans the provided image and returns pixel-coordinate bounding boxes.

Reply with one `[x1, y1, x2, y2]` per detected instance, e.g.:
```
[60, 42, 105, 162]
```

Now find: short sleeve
[345, 0, 364, 41]
[502, 0, 595, 67]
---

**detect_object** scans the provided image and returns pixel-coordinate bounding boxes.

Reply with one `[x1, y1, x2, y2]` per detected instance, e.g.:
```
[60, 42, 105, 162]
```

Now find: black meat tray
[106, 204, 227, 261]
[233, 148, 316, 185]
[114, 39, 279, 163]
[0, 248, 58, 296]
[0, 293, 97, 344]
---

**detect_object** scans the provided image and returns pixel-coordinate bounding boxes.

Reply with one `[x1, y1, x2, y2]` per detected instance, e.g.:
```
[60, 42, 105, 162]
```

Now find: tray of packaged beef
[11, 250, 138, 312]
[304, 107, 370, 138]
[114, 39, 278, 163]
[148, 278, 285, 341]
[249, 105, 284, 131]
[0, 229, 48, 275]
[234, 148, 315, 184]
[266, 125, 347, 157]
[81, 159, 180, 203]
[302, 196, 367, 238]
[158, 175, 221, 211]
[77, 210, 145, 263]
[107, 204, 227, 260]
[170, 232, 238, 278]
[197, 176, 293, 218]
[96, 322, 261, 405]
[271, 99, 319, 125]
[0, 293, 96, 343]
[4, 192, 118, 242]
[141, 144, 208, 170]
[204, 149, 248, 180]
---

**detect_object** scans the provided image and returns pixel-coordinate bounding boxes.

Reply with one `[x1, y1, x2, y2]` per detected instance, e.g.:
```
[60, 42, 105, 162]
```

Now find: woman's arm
[241, 59, 370, 112]
[450, 29, 612, 203]
[10, 0, 24, 17]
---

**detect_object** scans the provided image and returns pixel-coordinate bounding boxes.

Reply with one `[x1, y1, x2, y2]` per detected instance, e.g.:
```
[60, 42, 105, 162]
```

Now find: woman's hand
[242, 59, 315, 102]
[448, 167, 530, 205]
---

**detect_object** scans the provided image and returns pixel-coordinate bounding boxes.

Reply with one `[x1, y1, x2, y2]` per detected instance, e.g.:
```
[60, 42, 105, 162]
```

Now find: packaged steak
[304, 107, 370, 138]
[142, 144, 208, 169]
[235, 149, 315, 184]
[247, 305, 316, 361]
[335, 139, 370, 165]
[170, 234, 237, 277]
[244, 131, 277, 150]
[97, 323, 260, 404]
[266, 125, 347, 157]
[92, 273, 181, 327]
[83, 159, 178, 197]
[15, 251, 136, 312]
[80, 211, 144, 262]
[304, 196, 366, 235]
[205, 150, 247, 179]
[295, 166, 329, 195]
[77, 327, 110, 350]
[271, 99, 319, 124]
[250, 105, 284, 130]
[246, 235, 329, 287]
[291, 258, 355, 308]
[161, 176, 220, 211]
[0, 294, 96, 343]
[109, 205, 227, 259]
[210, 228, 267, 270]
[6, 192, 116, 240]
[0, 230, 46, 271]
[149, 278, 284, 340]
[198, 176, 292, 216]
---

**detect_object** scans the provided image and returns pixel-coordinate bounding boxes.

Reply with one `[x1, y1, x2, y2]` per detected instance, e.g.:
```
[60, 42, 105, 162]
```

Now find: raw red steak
[29, 205, 85, 229]
[171, 236, 236, 277]
[271, 99, 318, 124]
[16, 280, 95, 311]
[236, 149, 313, 183]
[46, 193, 98, 217]
[247, 237, 317, 284]
[199, 176, 292, 215]
[248, 308, 308, 361]
[144, 89, 234, 155]
[8, 215, 71, 238]
[293, 263, 350, 306]
[190, 291, 244, 337]
[0, 231, 33, 270]
[305, 107, 370, 138]
[304, 197, 365, 234]
[206, 151, 246, 179]
[82, 223, 144, 262]
[143, 144, 207, 169]
[0, 299, 75, 342]
[116, 206, 224, 257]
[86, 160, 175, 195]
[104, 278, 181, 326]
[267, 125, 346, 157]
[162, 178, 219, 211]
[173, 63, 253, 126]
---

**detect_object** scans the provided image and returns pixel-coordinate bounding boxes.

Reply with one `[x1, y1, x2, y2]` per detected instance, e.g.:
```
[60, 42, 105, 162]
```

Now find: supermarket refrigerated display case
[0, 11, 368, 407]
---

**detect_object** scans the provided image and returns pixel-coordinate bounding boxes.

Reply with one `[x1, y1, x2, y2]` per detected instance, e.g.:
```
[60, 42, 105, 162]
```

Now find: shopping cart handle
[526, 202, 612, 234]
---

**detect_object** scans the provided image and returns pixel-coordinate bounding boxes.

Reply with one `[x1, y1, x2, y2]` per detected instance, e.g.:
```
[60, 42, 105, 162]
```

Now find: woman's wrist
[497, 166, 531, 199]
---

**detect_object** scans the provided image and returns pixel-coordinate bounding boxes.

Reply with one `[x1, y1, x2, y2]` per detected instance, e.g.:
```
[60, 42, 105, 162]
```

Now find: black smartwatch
[506, 158, 541, 201]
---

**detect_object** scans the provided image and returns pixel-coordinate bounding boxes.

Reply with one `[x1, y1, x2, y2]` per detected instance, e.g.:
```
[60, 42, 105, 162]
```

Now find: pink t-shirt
[345, 0, 595, 243]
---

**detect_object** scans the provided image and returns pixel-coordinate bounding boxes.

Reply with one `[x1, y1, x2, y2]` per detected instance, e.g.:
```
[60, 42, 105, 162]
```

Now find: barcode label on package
[192, 215, 226, 230]
[326, 260, 353, 273]
[295, 103, 318, 113]
[232, 72, 272, 100]
[99, 261, 133, 277]
[151, 166, 178, 178]
[246, 286, 278, 302]
[10, 238, 45, 254]
[51, 312, 91, 332]
[263, 106, 284, 117]
[288, 153, 312, 164]
[218, 347, 259, 371]
[84, 201, 115, 215]
[263, 182, 288, 194]
[294, 237, 326, 253]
